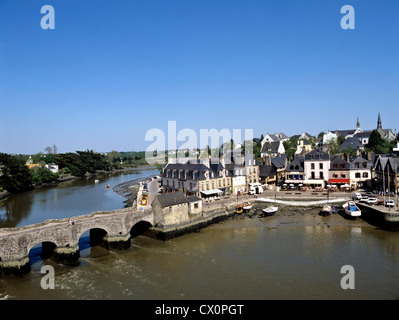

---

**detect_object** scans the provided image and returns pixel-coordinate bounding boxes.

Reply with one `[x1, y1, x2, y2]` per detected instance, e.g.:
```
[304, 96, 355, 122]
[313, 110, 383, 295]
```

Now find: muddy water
[1, 205, 399, 300]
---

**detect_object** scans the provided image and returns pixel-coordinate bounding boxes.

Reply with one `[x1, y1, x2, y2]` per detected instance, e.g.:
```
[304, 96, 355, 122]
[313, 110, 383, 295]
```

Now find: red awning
[329, 179, 350, 183]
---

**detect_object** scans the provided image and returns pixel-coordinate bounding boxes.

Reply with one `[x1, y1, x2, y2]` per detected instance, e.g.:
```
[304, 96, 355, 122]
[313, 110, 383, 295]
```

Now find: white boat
[243, 202, 253, 211]
[320, 205, 332, 216]
[262, 206, 278, 216]
[342, 201, 361, 218]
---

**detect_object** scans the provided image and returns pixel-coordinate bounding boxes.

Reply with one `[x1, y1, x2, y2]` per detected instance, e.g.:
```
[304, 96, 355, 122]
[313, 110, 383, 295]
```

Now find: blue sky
[0, 0, 398, 154]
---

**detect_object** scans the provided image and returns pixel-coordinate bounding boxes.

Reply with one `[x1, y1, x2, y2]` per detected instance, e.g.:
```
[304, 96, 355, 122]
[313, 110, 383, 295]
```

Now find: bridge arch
[78, 227, 109, 251]
[28, 241, 58, 265]
[130, 220, 153, 239]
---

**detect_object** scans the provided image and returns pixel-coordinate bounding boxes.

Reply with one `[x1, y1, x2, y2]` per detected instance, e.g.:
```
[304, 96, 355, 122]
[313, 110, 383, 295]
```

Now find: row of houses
[162, 145, 399, 198]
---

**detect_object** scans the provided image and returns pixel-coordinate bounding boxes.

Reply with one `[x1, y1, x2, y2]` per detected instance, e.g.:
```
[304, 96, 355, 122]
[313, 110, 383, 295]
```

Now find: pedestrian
[71, 218, 75, 226]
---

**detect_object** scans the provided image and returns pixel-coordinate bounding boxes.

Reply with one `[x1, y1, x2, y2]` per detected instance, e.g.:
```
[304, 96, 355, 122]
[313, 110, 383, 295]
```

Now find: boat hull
[262, 207, 278, 216]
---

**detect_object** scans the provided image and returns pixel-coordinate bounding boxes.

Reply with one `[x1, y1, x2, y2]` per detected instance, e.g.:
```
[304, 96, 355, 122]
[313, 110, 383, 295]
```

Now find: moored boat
[320, 205, 332, 216]
[262, 206, 278, 216]
[342, 201, 361, 218]
[243, 202, 252, 212]
[236, 205, 243, 214]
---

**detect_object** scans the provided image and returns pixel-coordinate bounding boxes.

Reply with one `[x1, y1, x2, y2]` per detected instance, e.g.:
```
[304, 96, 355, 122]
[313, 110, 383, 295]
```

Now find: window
[355, 173, 361, 178]
[363, 172, 368, 178]
[311, 172, 315, 179]
[341, 173, 346, 178]
[355, 163, 360, 169]
[320, 163, 323, 169]
[320, 172, 324, 179]
[311, 163, 315, 170]
[334, 163, 338, 169]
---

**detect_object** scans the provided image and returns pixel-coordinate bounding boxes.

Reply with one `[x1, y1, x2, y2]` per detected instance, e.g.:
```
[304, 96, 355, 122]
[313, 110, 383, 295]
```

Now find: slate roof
[271, 154, 288, 169]
[304, 148, 329, 161]
[259, 165, 277, 177]
[261, 141, 281, 154]
[186, 195, 202, 203]
[339, 137, 363, 152]
[286, 156, 304, 172]
[154, 191, 188, 208]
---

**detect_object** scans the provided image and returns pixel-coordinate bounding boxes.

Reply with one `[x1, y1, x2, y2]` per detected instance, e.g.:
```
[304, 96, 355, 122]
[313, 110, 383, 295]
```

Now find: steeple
[377, 112, 382, 129]
[356, 117, 360, 129]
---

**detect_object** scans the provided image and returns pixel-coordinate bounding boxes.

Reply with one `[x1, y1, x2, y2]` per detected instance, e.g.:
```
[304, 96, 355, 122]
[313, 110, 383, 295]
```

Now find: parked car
[353, 192, 362, 200]
[359, 196, 369, 203]
[385, 200, 395, 207]
[366, 197, 378, 205]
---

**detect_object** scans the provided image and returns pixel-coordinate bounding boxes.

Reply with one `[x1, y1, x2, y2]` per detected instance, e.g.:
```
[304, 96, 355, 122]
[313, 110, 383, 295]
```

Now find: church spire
[377, 112, 382, 129]
[356, 116, 360, 129]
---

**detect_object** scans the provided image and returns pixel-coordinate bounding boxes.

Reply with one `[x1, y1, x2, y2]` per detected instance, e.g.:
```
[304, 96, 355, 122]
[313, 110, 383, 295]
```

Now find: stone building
[162, 160, 232, 199]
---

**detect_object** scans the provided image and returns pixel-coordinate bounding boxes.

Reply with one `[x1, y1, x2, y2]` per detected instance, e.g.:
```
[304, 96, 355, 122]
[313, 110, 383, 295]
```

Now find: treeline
[55, 150, 111, 177]
[0, 151, 111, 194]
[106, 151, 148, 168]
[0, 150, 151, 194]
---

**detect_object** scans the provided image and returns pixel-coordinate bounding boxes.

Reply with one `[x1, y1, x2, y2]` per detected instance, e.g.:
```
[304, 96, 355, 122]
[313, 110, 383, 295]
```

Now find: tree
[31, 166, 58, 185]
[367, 130, 385, 153]
[283, 136, 298, 160]
[0, 153, 33, 193]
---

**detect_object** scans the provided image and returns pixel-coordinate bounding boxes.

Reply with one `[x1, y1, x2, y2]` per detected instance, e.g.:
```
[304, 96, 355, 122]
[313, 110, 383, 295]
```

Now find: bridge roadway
[0, 206, 154, 276]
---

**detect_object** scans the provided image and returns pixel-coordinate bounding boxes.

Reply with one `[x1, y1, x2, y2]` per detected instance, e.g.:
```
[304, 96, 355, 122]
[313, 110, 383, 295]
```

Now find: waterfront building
[258, 164, 277, 185]
[374, 156, 399, 195]
[151, 191, 194, 226]
[162, 160, 232, 199]
[269, 154, 288, 184]
[349, 156, 372, 189]
[329, 156, 350, 188]
[284, 156, 305, 186]
[223, 150, 259, 195]
[303, 148, 330, 188]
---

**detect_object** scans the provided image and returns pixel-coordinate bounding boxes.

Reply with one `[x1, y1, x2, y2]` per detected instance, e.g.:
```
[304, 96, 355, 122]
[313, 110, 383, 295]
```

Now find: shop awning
[201, 189, 224, 195]
[329, 179, 350, 184]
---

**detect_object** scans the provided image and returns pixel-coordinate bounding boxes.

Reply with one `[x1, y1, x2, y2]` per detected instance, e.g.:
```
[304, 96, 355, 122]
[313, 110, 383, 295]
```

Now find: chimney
[264, 154, 271, 166]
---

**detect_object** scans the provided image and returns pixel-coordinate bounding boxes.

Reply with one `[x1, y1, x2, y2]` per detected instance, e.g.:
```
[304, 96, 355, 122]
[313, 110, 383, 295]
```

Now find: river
[1, 170, 399, 300]
[0, 167, 159, 228]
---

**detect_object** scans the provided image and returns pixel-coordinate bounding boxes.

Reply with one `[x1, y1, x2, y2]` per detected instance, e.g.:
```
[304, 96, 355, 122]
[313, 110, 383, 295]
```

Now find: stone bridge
[0, 207, 154, 276]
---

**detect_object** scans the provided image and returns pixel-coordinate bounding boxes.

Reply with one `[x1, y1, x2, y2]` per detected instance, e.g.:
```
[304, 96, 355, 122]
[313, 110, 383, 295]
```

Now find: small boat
[262, 206, 278, 216]
[94, 179, 99, 183]
[105, 184, 110, 189]
[236, 205, 243, 214]
[243, 202, 253, 212]
[342, 201, 361, 218]
[320, 205, 332, 216]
